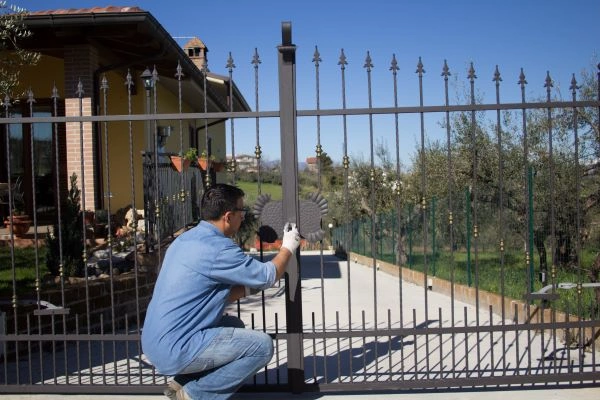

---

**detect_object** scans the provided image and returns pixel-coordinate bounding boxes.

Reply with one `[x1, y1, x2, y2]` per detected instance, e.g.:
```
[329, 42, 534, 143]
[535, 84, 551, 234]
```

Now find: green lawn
[0, 246, 48, 295]
[371, 248, 599, 319]
[236, 181, 282, 206]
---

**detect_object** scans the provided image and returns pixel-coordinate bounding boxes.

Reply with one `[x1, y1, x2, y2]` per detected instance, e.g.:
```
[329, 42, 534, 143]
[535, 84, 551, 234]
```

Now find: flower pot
[197, 157, 209, 171]
[4, 215, 32, 237]
[170, 155, 190, 172]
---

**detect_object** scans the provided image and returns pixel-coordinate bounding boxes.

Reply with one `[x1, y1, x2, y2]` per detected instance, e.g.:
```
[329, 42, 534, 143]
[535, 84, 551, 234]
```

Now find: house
[0, 6, 250, 223]
[305, 156, 318, 172]
[230, 153, 258, 172]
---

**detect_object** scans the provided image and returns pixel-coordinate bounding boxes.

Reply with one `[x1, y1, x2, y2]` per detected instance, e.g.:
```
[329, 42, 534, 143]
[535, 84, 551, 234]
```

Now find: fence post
[277, 21, 304, 393]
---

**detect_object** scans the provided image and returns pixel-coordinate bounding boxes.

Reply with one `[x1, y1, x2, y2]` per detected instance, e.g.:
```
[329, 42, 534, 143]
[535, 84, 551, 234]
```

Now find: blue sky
[16, 0, 600, 165]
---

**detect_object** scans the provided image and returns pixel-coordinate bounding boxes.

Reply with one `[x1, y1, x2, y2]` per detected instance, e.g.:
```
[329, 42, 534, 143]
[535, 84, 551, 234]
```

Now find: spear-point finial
[312, 46, 321, 67]
[226, 52, 235, 71]
[152, 65, 159, 83]
[493, 65, 502, 83]
[363, 51, 373, 71]
[26, 87, 35, 104]
[338, 49, 348, 69]
[518, 68, 527, 87]
[569, 73, 579, 93]
[175, 61, 184, 80]
[441, 59, 450, 78]
[468, 62, 477, 81]
[390, 54, 399, 73]
[416, 57, 425, 76]
[125, 69, 133, 89]
[51, 82, 59, 99]
[76, 79, 84, 97]
[100, 74, 109, 91]
[252, 48, 261, 67]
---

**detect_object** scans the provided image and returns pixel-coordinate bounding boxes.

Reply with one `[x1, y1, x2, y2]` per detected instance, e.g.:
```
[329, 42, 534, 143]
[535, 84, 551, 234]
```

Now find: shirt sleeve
[211, 240, 277, 290]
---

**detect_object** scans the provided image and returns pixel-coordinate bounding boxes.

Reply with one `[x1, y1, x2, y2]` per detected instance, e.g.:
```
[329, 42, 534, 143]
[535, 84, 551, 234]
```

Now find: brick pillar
[64, 45, 98, 211]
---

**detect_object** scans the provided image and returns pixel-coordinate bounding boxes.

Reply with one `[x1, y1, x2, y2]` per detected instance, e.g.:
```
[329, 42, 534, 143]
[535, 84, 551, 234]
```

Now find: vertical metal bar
[336, 312, 341, 381]
[2, 99, 17, 365]
[76, 315, 81, 384]
[313, 47, 329, 383]
[252, 48, 262, 194]
[438, 307, 443, 378]
[514, 303, 520, 375]
[275, 313, 281, 384]
[151, 66, 162, 261]
[27, 315, 32, 384]
[467, 63, 482, 377]
[277, 21, 304, 393]
[387, 309, 392, 381]
[363, 50, 379, 375]
[338, 50, 353, 353]
[100, 74, 118, 382]
[570, 75, 585, 373]
[125, 315, 131, 385]
[541, 71, 554, 377]
[463, 307, 469, 374]
[416, 56, 430, 379]
[311, 313, 317, 383]
[101, 314, 106, 384]
[488, 305, 494, 375]
[493, 65, 508, 374]
[175, 62, 187, 226]
[75, 80, 93, 380]
[361, 310, 367, 375]
[226, 52, 237, 185]
[51, 83, 70, 384]
[442, 60, 457, 379]
[51, 314, 57, 384]
[125, 70, 143, 383]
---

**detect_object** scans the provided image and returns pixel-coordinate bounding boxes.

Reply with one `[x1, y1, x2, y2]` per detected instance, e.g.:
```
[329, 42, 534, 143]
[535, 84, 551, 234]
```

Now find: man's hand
[281, 222, 300, 254]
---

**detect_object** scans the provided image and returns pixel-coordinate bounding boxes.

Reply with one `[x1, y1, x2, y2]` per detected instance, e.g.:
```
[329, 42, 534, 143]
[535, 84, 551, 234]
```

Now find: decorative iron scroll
[252, 192, 328, 243]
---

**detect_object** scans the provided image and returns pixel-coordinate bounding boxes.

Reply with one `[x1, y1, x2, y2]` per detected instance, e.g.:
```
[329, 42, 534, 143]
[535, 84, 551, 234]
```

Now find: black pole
[277, 21, 304, 393]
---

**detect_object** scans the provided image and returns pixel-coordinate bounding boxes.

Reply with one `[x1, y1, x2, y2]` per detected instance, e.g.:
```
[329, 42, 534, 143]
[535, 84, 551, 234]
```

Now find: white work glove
[281, 222, 300, 254]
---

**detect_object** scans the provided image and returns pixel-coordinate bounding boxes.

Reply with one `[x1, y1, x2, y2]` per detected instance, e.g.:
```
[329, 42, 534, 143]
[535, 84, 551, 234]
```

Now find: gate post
[277, 21, 304, 393]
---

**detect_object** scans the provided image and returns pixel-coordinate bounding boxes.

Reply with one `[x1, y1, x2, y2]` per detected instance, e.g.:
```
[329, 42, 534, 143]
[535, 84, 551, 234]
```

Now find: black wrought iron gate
[0, 21, 599, 395]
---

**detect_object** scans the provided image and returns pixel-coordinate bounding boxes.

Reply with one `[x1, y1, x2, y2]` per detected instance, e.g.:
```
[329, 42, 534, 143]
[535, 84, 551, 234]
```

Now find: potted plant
[169, 148, 196, 172]
[3, 178, 31, 237]
[197, 149, 225, 172]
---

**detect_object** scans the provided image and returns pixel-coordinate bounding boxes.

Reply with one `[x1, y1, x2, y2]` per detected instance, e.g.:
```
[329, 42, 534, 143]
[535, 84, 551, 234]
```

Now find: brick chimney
[183, 37, 208, 71]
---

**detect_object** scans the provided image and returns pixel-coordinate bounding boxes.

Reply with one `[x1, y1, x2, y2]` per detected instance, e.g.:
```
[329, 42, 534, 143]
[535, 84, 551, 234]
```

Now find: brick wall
[64, 45, 99, 210]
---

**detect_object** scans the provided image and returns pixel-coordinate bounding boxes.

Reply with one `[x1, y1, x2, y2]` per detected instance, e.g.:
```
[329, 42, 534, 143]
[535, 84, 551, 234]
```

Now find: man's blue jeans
[173, 315, 273, 400]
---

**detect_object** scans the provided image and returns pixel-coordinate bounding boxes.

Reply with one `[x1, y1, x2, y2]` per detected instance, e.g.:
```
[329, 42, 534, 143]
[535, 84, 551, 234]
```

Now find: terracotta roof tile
[28, 6, 145, 16]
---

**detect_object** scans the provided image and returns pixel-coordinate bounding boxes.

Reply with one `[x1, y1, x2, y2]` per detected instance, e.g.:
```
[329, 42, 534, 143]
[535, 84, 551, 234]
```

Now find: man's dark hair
[200, 184, 245, 221]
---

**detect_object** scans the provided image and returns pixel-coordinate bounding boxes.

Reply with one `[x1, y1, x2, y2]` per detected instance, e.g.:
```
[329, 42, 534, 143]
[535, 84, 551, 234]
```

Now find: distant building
[230, 154, 258, 172]
[305, 157, 318, 172]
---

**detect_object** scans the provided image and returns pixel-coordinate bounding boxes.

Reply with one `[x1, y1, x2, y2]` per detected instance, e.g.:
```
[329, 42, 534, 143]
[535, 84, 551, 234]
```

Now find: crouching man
[142, 184, 300, 399]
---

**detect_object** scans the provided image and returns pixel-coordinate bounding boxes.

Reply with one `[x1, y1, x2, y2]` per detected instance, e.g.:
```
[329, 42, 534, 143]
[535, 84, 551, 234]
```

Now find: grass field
[236, 180, 282, 206]
[0, 246, 48, 295]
